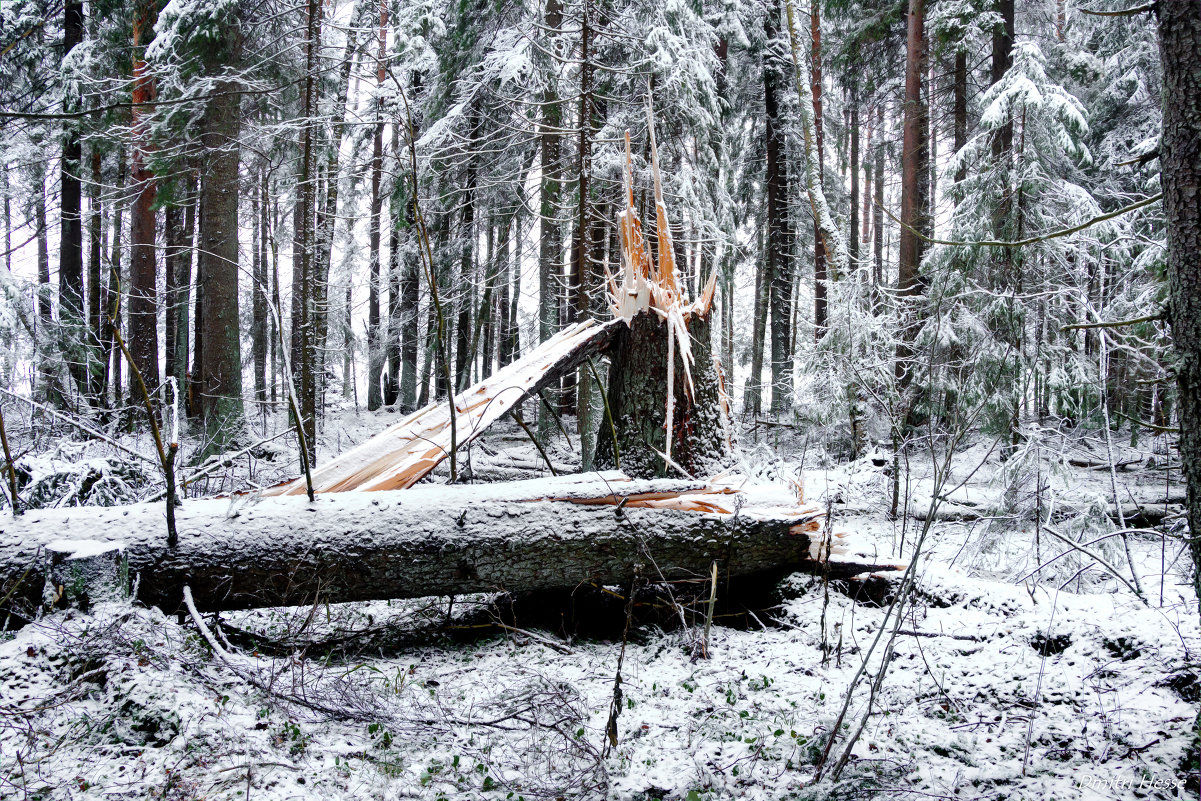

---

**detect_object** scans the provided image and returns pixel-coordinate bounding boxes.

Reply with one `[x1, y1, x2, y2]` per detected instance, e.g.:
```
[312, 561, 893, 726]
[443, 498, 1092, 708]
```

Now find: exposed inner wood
[264, 319, 621, 495]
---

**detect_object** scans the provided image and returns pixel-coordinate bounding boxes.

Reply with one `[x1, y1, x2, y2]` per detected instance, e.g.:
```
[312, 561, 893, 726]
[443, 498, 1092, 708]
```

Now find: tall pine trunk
[764, 0, 792, 414]
[196, 57, 245, 454]
[538, 0, 563, 433]
[1158, 0, 1201, 608]
[129, 0, 160, 401]
[896, 0, 929, 401]
[59, 0, 87, 398]
[252, 169, 269, 409]
[366, 0, 387, 411]
[87, 149, 104, 402]
[290, 0, 322, 458]
[811, 0, 827, 341]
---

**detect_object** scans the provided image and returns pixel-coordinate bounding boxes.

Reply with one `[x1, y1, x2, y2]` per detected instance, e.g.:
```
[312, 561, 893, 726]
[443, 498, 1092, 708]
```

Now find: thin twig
[1041, 524, 1147, 602]
[1060, 311, 1162, 332]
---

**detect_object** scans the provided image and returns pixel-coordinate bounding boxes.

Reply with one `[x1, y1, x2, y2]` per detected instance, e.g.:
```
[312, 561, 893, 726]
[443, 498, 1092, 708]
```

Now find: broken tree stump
[43, 539, 129, 612]
[0, 474, 900, 617]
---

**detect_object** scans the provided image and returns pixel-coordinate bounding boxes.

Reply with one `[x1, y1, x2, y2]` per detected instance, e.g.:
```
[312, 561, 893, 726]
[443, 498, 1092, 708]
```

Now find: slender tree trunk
[480, 222, 496, 381]
[508, 218, 522, 362]
[342, 284, 354, 399]
[366, 1, 387, 411]
[88, 149, 104, 401]
[316, 36, 356, 413]
[398, 75, 422, 412]
[811, 0, 827, 341]
[163, 201, 183, 387]
[129, 0, 160, 401]
[873, 106, 884, 294]
[164, 170, 196, 392]
[2, 161, 9, 277]
[59, 0, 86, 398]
[849, 84, 860, 273]
[745, 227, 768, 418]
[896, 0, 929, 397]
[178, 175, 195, 392]
[991, 0, 1015, 157]
[495, 215, 513, 369]
[291, 0, 322, 458]
[33, 166, 63, 404]
[991, 0, 1015, 287]
[252, 169, 269, 409]
[385, 124, 402, 406]
[107, 154, 125, 405]
[954, 51, 967, 183]
[454, 114, 478, 393]
[862, 112, 872, 247]
[538, 0, 563, 433]
[571, 1, 593, 419]
[270, 196, 281, 408]
[764, 0, 792, 413]
[928, 44, 938, 235]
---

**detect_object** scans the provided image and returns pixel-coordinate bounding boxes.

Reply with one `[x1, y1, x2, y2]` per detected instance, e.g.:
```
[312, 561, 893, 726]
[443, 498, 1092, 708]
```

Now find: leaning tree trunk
[595, 310, 729, 479]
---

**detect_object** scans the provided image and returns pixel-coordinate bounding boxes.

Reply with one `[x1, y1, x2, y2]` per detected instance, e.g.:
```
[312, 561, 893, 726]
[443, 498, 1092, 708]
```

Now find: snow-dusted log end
[0, 474, 900, 616]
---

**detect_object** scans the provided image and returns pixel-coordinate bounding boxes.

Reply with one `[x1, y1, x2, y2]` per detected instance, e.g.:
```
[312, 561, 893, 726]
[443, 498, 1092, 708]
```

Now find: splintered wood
[605, 111, 719, 465]
[265, 319, 620, 496]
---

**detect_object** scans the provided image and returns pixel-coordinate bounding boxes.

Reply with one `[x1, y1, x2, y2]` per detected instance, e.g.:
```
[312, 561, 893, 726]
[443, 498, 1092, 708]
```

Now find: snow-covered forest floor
[2, 407, 1198, 800]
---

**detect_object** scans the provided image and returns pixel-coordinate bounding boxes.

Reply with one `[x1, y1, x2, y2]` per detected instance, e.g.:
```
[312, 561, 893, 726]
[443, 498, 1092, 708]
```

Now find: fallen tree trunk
[1, 474, 899, 617]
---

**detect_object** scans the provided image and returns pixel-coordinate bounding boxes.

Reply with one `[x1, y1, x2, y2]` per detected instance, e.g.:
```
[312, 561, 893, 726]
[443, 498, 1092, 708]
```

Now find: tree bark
[386, 123, 402, 405]
[195, 42, 245, 453]
[538, 0, 564, 433]
[252, 169, 269, 407]
[595, 311, 729, 478]
[896, 0, 929, 395]
[764, 0, 792, 414]
[59, 0, 86, 397]
[290, 0, 322, 458]
[745, 227, 768, 417]
[454, 116, 478, 393]
[811, 0, 827, 341]
[106, 154, 125, 405]
[34, 165, 57, 403]
[848, 84, 859, 274]
[129, 0, 160, 401]
[366, 0, 387, 411]
[954, 51, 967, 184]
[398, 75, 423, 412]
[1159, 0, 1201, 614]
[0, 478, 896, 616]
[316, 37, 356, 414]
[87, 149, 104, 402]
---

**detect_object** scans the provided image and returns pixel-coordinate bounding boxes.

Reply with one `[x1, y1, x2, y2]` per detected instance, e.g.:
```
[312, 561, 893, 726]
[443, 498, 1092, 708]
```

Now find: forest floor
[1, 406, 1197, 800]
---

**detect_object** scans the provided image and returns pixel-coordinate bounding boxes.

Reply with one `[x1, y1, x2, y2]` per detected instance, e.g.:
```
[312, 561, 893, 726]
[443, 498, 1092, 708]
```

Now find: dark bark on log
[0, 479, 898, 617]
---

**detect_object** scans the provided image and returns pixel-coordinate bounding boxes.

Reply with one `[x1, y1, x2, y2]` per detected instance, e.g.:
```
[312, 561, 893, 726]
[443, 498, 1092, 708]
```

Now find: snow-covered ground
[1, 412, 1197, 800]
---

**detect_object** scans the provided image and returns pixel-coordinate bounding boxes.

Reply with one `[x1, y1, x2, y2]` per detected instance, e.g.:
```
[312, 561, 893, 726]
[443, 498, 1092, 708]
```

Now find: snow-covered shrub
[15, 442, 153, 509]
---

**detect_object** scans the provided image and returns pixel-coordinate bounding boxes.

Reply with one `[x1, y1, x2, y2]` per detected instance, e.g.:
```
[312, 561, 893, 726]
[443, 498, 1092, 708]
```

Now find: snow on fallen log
[0, 474, 900, 616]
[265, 319, 622, 496]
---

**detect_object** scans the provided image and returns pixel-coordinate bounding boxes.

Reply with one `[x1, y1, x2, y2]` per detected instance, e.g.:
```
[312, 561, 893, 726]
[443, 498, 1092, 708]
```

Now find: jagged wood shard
[265, 319, 621, 495]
